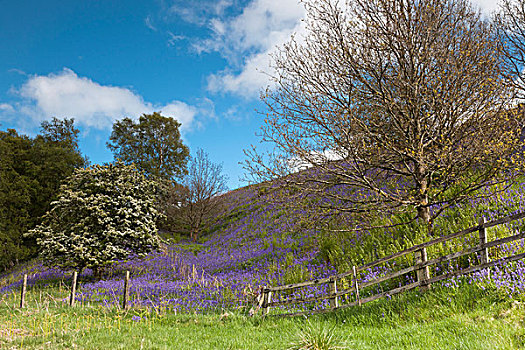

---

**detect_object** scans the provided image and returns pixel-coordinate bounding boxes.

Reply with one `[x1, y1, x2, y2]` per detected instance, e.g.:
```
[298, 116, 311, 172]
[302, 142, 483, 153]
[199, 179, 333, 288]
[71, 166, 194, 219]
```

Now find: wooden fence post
[122, 271, 130, 310]
[262, 288, 272, 316]
[352, 266, 361, 306]
[20, 274, 27, 308]
[415, 248, 431, 291]
[479, 217, 489, 265]
[69, 271, 78, 306]
[329, 278, 339, 308]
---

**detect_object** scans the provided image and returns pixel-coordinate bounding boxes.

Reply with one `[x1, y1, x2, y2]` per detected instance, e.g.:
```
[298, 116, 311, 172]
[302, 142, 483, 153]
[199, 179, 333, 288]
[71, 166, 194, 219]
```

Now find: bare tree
[179, 149, 228, 241]
[244, 0, 523, 232]
[495, 0, 525, 99]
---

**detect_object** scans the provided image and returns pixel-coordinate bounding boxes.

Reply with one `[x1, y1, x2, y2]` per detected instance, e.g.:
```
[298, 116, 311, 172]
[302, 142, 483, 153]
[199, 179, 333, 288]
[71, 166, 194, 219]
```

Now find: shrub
[26, 162, 161, 277]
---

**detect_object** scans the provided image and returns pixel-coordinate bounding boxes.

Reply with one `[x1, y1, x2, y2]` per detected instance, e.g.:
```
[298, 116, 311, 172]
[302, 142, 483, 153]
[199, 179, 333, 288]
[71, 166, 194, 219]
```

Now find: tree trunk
[191, 228, 198, 242]
[417, 201, 430, 225]
[92, 266, 102, 280]
[415, 165, 432, 235]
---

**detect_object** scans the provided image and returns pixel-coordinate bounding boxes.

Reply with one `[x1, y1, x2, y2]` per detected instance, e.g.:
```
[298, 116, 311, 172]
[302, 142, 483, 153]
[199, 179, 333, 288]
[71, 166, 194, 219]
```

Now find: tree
[32, 118, 89, 217]
[244, 0, 523, 232]
[107, 112, 190, 180]
[0, 130, 36, 269]
[26, 162, 161, 277]
[176, 149, 228, 241]
[40, 117, 81, 148]
[495, 0, 525, 99]
[0, 119, 87, 270]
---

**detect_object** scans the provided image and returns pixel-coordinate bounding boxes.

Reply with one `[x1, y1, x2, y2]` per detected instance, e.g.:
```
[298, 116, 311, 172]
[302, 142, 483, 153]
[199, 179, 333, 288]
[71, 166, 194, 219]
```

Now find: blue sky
[0, 0, 499, 189]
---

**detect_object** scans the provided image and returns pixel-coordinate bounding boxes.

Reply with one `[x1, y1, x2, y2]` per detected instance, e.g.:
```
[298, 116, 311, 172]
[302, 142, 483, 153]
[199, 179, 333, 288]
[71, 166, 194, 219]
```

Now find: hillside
[3, 179, 525, 348]
[2, 178, 525, 315]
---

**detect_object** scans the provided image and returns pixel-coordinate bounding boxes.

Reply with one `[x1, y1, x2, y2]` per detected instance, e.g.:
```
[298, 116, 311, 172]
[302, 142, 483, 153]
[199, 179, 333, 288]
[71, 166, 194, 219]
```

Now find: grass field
[2, 282, 524, 349]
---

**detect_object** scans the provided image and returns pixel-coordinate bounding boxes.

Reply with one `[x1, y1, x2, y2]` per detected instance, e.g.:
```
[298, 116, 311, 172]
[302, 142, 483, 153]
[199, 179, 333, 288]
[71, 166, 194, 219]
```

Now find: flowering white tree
[27, 162, 161, 278]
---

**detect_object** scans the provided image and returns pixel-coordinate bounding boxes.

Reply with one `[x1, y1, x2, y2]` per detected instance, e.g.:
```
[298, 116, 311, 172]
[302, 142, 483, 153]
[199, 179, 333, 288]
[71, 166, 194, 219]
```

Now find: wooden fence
[252, 211, 525, 317]
[18, 269, 132, 310]
[15, 261, 202, 310]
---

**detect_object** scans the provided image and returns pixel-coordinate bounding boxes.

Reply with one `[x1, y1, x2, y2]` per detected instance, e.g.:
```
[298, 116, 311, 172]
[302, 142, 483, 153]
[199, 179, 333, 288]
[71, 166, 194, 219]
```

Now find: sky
[0, 0, 501, 189]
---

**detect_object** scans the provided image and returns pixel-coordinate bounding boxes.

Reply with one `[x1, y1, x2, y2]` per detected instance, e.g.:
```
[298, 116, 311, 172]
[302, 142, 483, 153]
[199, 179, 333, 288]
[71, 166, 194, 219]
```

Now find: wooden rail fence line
[17, 270, 132, 309]
[253, 211, 525, 317]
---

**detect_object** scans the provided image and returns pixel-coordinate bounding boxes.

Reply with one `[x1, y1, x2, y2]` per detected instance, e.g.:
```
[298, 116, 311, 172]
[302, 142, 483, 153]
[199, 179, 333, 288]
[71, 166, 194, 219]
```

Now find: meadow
[2, 180, 525, 348]
[2, 282, 525, 349]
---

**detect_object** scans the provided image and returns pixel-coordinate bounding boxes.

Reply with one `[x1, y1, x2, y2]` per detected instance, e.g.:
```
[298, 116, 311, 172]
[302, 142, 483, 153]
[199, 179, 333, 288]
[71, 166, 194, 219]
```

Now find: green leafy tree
[27, 162, 161, 277]
[40, 117, 81, 147]
[0, 130, 35, 268]
[0, 119, 87, 270]
[31, 118, 89, 218]
[107, 112, 190, 180]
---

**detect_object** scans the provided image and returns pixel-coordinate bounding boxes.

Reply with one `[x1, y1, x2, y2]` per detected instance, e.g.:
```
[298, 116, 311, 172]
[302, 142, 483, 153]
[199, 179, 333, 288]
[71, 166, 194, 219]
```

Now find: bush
[26, 162, 161, 277]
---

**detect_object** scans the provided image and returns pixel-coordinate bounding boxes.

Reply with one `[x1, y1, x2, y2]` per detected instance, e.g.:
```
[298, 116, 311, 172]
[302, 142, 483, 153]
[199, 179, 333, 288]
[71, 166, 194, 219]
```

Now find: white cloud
[289, 149, 345, 172]
[167, 31, 185, 46]
[196, 0, 306, 99]
[0, 103, 14, 113]
[161, 100, 199, 127]
[195, 0, 501, 99]
[12, 68, 199, 130]
[145, 15, 158, 31]
[212, 0, 305, 53]
[207, 51, 272, 98]
[471, 0, 502, 15]
[168, 0, 234, 26]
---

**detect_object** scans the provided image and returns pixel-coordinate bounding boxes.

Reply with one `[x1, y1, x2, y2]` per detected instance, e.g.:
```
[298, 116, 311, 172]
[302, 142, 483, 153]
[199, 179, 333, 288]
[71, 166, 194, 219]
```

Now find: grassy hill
[2, 179, 525, 348]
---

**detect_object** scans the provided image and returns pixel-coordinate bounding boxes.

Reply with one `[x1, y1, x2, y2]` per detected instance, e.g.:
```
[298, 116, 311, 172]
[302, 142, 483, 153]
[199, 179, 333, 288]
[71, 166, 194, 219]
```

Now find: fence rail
[252, 211, 525, 317]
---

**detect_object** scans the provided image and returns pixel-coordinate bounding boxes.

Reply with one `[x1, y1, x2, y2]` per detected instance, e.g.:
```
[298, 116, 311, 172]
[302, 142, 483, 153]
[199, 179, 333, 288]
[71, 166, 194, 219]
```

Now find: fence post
[352, 266, 361, 306]
[122, 270, 130, 310]
[415, 248, 431, 291]
[329, 278, 339, 308]
[20, 274, 27, 308]
[69, 271, 78, 306]
[262, 288, 272, 316]
[479, 216, 489, 265]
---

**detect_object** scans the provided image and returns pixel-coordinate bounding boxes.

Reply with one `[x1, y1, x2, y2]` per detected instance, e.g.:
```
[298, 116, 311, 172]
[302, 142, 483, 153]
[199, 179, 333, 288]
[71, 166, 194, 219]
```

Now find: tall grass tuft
[288, 321, 346, 350]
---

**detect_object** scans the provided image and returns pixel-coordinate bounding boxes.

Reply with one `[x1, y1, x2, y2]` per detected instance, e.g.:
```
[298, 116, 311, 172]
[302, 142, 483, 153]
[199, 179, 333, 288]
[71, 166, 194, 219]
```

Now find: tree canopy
[27, 162, 161, 276]
[107, 112, 190, 181]
[0, 118, 87, 270]
[244, 0, 524, 231]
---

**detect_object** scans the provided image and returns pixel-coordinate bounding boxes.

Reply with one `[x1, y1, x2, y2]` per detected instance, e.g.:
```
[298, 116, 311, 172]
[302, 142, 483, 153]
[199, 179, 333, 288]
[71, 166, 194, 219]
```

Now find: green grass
[2, 283, 525, 349]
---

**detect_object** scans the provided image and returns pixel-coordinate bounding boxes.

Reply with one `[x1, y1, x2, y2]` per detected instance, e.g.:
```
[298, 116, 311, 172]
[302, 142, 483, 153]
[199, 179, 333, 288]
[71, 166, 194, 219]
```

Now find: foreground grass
[1, 283, 524, 349]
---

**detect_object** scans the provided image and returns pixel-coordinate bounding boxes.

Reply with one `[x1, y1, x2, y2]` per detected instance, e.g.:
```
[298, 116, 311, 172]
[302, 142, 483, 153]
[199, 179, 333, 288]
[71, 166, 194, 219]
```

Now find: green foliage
[314, 177, 525, 275]
[40, 117, 81, 148]
[316, 234, 344, 266]
[315, 210, 427, 272]
[179, 243, 205, 256]
[107, 112, 191, 236]
[107, 112, 189, 180]
[26, 162, 161, 273]
[0, 119, 87, 270]
[268, 252, 312, 286]
[279, 263, 312, 287]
